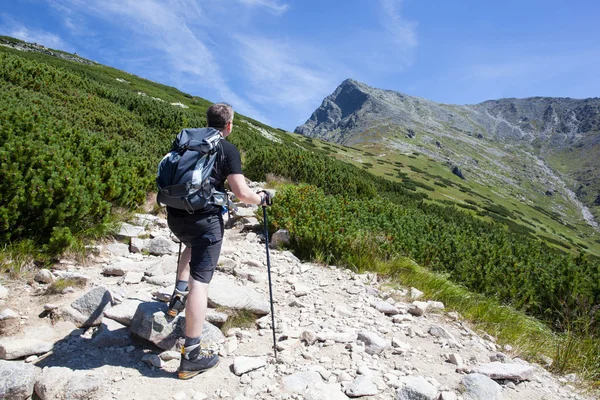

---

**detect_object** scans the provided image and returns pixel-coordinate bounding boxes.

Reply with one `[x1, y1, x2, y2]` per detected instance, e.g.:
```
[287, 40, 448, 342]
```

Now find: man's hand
[257, 190, 273, 206]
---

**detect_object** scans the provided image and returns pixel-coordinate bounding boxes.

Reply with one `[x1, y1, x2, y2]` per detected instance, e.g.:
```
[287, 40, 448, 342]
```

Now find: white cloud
[50, 0, 270, 123]
[235, 35, 339, 108]
[380, 0, 418, 50]
[237, 0, 289, 15]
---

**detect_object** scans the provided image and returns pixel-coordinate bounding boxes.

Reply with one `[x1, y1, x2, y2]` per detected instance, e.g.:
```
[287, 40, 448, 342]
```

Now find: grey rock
[71, 287, 112, 326]
[123, 271, 144, 284]
[35, 367, 104, 400]
[408, 301, 429, 316]
[91, 319, 131, 347]
[345, 375, 379, 397]
[473, 361, 535, 381]
[0, 339, 53, 360]
[106, 243, 130, 257]
[0, 285, 7, 300]
[116, 222, 145, 240]
[317, 331, 357, 343]
[305, 383, 349, 400]
[103, 299, 142, 326]
[207, 274, 270, 315]
[130, 302, 224, 350]
[0, 360, 39, 399]
[102, 260, 133, 276]
[148, 236, 176, 256]
[206, 309, 229, 325]
[372, 301, 400, 315]
[232, 356, 267, 376]
[130, 237, 147, 254]
[396, 376, 437, 400]
[144, 261, 163, 277]
[282, 371, 323, 393]
[0, 308, 20, 336]
[129, 302, 184, 350]
[34, 269, 55, 284]
[357, 331, 388, 355]
[428, 325, 461, 348]
[460, 373, 502, 400]
[301, 330, 318, 345]
[131, 213, 159, 227]
[142, 354, 163, 368]
[271, 229, 290, 248]
[410, 287, 424, 299]
[145, 274, 175, 287]
[159, 351, 180, 361]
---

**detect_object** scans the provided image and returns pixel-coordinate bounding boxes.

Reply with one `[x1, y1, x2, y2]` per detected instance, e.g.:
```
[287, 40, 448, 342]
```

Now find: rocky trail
[0, 195, 593, 400]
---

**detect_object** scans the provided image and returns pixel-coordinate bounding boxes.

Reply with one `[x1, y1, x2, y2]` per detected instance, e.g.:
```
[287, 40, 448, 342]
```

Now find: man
[166, 103, 271, 379]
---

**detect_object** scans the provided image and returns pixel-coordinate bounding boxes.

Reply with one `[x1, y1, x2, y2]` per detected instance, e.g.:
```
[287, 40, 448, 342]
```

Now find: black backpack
[156, 128, 227, 213]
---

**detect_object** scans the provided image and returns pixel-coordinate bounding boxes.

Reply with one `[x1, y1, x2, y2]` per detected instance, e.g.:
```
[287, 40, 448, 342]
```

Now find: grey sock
[176, 280, 188, 292]
[184, 336, 201, 347]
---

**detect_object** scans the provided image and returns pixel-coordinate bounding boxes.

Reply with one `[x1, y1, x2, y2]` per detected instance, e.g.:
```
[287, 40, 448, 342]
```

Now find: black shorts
[167, 212, 224, 284]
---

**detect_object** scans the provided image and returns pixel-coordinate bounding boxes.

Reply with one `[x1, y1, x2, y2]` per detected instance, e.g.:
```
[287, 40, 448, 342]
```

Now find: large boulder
[35, 367, 104, 400]
[460, 373, 502, 400]
[473, 361, 535, 381]
[70, 287, 112, 327]
[0, 360, 39, 399]
[396, 376, 437, 400]
[130, 302, 224, 350]
[0, 339, 53, 360]
[207, 275, 270, 315]
[103, 299, 142, 326]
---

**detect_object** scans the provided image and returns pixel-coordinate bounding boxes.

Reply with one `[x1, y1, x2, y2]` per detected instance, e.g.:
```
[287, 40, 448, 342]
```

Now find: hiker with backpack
[156, 102, 272, 379]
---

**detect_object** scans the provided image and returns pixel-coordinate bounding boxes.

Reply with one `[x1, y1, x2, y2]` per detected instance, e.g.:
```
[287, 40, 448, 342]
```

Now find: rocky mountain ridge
[295, 79, 600, 229]
[0, 186, 593, 400]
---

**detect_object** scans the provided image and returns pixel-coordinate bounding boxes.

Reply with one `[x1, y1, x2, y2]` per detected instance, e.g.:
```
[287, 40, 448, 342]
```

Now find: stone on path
[305, 383, 349, 400]
[130, 302, 224, 350]
[357, 331, 388, 355]
[145, 274, 175, 287]
[0, 285, 7, 300]
[396, 376, 437, 400]
[410, 287, 424, 299]
[208, 275, 270, 316]
[34, 269, 54, 284]
[0, 339, 53, 360]
[71, 286, 112, 327]
[271, 229, 290, 248]
[130, 302, 183, 350]
[123, 271, 144, 284]
[103, 299, 142, 326]
[0, 360, 39, 400]
[408, 301, 429, 317]
[106, 243, 130, 257]
[102, 260, 134, 276]
[316, 331, 357, 344]
[428, 325, 462, 348]
[148, 236, 176, 256]
[345, 375, 379, 397]
[372, 301, 400, 315]
[115, 222, 146, 240]
[282, 371, 323, 394]
[473, 361, 535, 381]
[35, 367, 104, 400]
[232, 356, 267, 376]
[0, 308, 20, 336]
[460, 373, 502, 400]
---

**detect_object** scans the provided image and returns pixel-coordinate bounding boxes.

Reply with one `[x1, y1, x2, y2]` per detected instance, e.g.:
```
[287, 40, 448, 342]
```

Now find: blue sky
[1, 0, 599, 131]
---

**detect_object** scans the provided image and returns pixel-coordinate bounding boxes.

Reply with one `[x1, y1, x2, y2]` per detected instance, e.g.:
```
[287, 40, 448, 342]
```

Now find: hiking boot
[167, 288, 188, 317]
[178, 344, 219, 379]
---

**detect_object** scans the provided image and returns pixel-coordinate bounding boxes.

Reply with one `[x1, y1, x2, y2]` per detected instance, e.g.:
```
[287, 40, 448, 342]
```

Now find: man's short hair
[207, 103, 234, 129]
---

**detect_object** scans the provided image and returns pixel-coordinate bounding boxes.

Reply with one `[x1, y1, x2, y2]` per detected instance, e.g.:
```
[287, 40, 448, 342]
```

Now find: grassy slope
[297, 123, 600, 256]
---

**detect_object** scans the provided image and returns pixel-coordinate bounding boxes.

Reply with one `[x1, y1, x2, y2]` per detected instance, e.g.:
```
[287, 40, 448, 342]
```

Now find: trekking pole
[262, 206, 278, 360]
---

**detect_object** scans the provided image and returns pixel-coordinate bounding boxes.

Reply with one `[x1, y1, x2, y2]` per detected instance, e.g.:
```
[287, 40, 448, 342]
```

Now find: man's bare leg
[185, 278, 209, 338]
[177, 246, 192, 283]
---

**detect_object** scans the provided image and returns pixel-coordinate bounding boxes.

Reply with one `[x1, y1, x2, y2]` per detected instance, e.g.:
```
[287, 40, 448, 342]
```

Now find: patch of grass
[0, 240, 49, 279]
[45, 277, 87, 295]
[220, 309, 258, 333]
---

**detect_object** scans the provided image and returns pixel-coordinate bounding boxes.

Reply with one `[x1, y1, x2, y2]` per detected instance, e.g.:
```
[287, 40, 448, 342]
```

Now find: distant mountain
[296, 79, 600, 226]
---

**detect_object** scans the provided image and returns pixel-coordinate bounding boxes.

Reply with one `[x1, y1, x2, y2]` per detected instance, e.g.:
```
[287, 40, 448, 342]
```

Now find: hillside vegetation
[0, 37, 598, 382]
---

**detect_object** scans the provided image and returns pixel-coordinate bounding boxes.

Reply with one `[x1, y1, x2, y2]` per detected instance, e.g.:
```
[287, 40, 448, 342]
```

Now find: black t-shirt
[167, 139, 243, 216]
